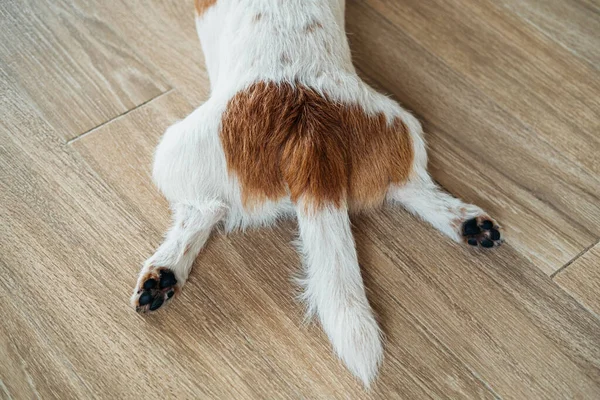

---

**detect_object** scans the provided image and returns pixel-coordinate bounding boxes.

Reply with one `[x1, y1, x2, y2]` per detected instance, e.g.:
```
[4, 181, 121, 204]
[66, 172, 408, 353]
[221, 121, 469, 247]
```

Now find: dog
[131, 0, 502, 387]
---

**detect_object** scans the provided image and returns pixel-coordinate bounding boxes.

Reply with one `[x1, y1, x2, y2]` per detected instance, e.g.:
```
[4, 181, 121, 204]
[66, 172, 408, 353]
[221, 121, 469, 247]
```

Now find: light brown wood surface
[555, 242, 600, 316]
[0, 0, 170, 141]
[346, 0, 600, 274]
[1, 0, 599, 399]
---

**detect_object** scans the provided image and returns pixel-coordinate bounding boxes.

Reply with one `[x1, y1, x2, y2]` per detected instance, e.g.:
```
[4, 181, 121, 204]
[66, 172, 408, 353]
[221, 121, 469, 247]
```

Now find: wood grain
[0, 0, 170, 141]
[554, 242, 600, 317]
[346, 0, 600, 274]
[354, 208, 600, 398]
[365, 0, 600, 176]
[76, 0, 212, 105]
[497, 0, 600, 69]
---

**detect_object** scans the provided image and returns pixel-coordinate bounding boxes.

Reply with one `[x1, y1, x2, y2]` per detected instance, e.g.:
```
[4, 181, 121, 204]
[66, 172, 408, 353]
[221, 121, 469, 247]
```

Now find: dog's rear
[132, 0, 502, 387]
[195, 1, 393, 383]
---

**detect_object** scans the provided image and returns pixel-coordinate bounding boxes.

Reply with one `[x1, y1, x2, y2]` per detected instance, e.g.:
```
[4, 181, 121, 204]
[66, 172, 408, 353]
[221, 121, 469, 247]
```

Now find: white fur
[388, 177, 487, 242]
[296, 202, 383, 387]
[135, 0, 496, 387]
[132, 202, 225, 297]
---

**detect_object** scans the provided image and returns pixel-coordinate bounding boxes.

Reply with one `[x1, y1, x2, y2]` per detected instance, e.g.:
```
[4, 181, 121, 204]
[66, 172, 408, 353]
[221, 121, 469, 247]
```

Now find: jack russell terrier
[131, 0, 502, 387]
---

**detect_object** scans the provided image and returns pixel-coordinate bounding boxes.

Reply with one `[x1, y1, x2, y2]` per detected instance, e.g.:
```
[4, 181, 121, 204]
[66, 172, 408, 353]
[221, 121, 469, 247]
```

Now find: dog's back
[195, 0, 352, 91]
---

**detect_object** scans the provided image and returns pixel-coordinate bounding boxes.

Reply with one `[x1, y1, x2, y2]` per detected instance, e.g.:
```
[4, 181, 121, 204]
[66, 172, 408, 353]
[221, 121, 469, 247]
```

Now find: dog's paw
[131, 268, 178, 313]
[461, 217, 502, 248]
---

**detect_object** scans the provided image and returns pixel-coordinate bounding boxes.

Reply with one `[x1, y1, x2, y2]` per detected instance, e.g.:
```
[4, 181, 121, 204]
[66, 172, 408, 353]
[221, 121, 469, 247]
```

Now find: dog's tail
[296, 202, 383, 387]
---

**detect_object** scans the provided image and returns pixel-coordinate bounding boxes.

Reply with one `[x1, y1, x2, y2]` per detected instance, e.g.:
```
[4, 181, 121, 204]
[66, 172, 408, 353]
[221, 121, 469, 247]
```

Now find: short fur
[221, 81, 413, 211]
[131, 0, 502, 388]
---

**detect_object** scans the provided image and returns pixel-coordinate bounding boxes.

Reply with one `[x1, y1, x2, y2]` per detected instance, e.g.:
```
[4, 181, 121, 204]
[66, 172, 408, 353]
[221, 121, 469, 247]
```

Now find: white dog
[131, 0, 502, 387]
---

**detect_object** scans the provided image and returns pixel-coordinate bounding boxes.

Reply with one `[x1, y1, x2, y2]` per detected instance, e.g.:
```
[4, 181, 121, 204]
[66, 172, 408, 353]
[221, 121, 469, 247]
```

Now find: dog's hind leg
[296, 201, 383, 387]
[388, 176, 502, 248]
[131, 201, 225, 313]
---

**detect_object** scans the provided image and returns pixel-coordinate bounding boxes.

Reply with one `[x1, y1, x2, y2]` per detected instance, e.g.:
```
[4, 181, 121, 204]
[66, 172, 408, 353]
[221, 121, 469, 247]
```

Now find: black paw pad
[462, 218, 480, 236]
[461, 217, 502, 249]
[480, 239, 494, 248]
[135, 269, 178, 313]
[159, 270, 177, 289]
[139, 291, 153, 306]
[143, 278, 157, 290]
[481, 220, 494, 230]
[490, 229, 501, 241]
[150, 296, 164, 311]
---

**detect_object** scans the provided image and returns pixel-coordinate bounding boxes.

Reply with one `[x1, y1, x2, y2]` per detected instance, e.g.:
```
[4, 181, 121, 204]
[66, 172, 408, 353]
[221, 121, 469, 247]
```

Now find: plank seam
[551, 238, 600, 278]
[66, 88, 174, 145]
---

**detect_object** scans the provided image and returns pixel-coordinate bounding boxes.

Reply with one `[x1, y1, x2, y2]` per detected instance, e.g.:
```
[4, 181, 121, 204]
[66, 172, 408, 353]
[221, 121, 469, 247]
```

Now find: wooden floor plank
[554, 242, 600, 317]
[0, 297, 94, 400]
[0, 0, 170, 141]
[346, 0, 600, 274]
[354, 209, 600, 398]
[73, 0, 212, 106]
[364, 0, 600, 177]
[496, 0, 600, 69]
[0, 78, 218, 399]
[423, 126, 588, 275]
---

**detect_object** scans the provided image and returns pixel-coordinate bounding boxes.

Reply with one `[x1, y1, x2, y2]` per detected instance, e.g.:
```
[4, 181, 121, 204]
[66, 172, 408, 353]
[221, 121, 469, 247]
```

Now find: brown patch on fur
[253, 13, 263, 22]
[220, 82, 413, 211]
[195, 0, 217, 16]
[304, 20, 324, 33]
[183, 244, 191, 256]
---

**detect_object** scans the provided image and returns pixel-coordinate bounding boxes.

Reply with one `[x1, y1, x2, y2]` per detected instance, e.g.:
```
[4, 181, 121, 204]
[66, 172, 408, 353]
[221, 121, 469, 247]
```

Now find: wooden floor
[1, 0, 599, 398]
